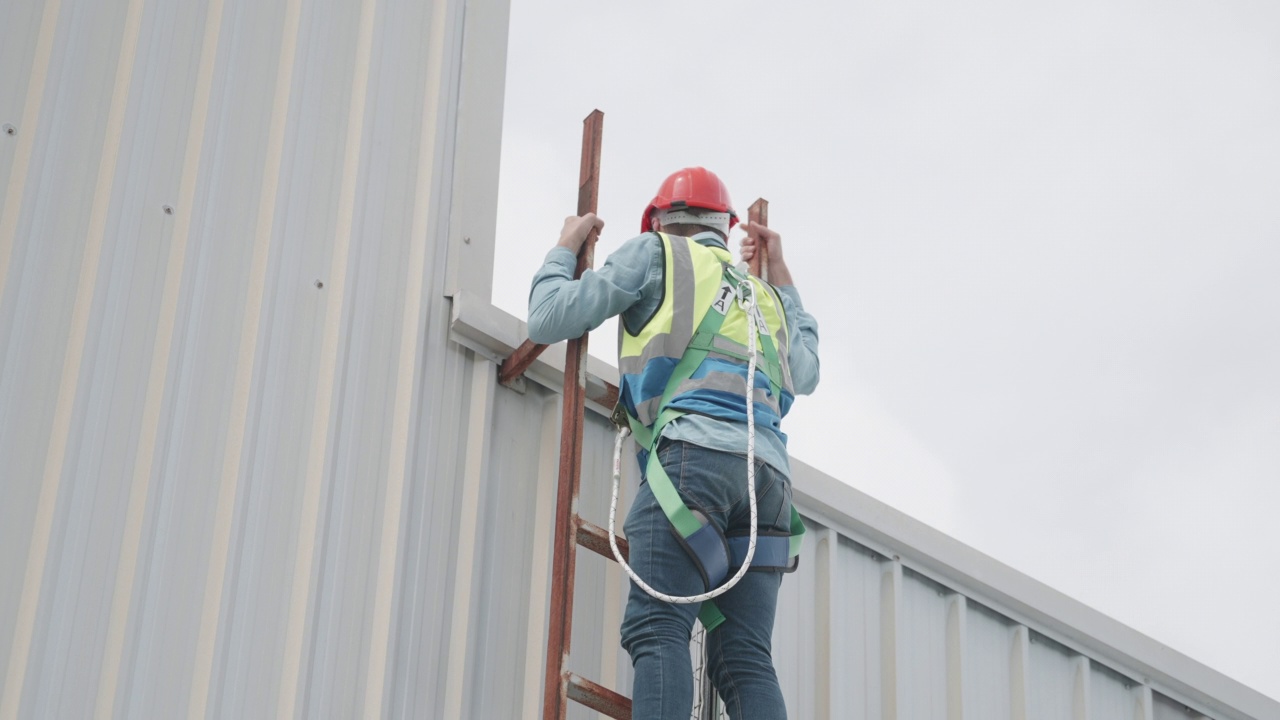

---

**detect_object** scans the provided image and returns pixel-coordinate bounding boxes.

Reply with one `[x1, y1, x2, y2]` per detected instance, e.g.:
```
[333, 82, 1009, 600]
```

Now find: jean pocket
[715, 461, 777, 527]
[656, 437, 682, 468]
[766, 479, 793, 531]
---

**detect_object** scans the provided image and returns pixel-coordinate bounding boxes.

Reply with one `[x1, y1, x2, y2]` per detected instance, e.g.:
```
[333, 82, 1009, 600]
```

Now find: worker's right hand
[557, 213, 604, 254]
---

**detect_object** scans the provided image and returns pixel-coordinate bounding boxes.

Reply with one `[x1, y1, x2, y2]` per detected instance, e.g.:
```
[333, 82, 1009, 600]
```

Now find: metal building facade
[0, 0, 1275, 718]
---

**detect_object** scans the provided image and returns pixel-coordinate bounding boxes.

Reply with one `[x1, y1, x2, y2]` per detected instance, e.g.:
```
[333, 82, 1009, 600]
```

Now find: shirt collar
[691, 230, 729, 251]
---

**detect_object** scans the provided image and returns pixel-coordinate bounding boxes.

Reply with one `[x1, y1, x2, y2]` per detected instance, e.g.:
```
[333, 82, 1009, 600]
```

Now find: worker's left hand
[738, 221, 782, 265]
[557, 213, 604, 254]
[739, 221, 794, 285]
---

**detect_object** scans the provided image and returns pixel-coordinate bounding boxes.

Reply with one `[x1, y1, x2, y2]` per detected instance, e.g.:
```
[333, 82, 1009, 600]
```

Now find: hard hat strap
[657, 209, 731, 237]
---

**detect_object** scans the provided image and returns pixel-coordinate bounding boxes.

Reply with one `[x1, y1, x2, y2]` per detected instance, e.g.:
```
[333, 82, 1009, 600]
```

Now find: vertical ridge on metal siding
[517, 393, 569, 718]
[389, 337, 470, 717]
[946, 594, 968, 720]
[121, 0, 297, 714]
[224, 0, 376, 712]
[881, 557, 905, 719]
[439, 358, 488, 719]
[963, 602, 1017, 720]
[222, 0, 364, 715]
[1, 0, 141, 716]
[833, 537, 886, 719]
[355, 0, 452, 709]
[775, 517, 822, 718]
[1089, 663, 1143, 720]
[192, 0, 304, 713]
[0, 0, 61, 686]
[1013, 625, 1034, 720]
[812, 527, 837, 719]
[1134, 686, 1155, 720]
[72, 0, 202, 699]
[900, 569, 951, 719]
[466, 383, 548, 719]
[380, 98, 471, 717]
[1073, 656, 1092, 720]
[297, 0, 443, 713]
[107, 0, 227, 714]
[28, 0, 150, 713]
[381, 1, 472, 713]
[1029, 634, 1084, 720]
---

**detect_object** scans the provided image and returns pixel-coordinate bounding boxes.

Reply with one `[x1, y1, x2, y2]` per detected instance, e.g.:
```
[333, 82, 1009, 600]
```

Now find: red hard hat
[641, 167, 739, 233]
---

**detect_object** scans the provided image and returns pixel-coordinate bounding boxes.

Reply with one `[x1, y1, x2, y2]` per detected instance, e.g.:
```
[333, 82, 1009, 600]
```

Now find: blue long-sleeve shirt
[528, 231, 821, 477]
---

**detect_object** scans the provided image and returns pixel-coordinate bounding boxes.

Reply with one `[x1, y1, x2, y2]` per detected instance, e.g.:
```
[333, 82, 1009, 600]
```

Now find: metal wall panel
[1028, 635, 1083, 720]
[0, 0, 504, 715]
[1091, 664, 1144, 720]
[832, 537, 887, 719]
[964, 602, 1018, 720]
[774, 519, 822, 718]
[899, 568, 951, 719]
[468, 382, 553, 719]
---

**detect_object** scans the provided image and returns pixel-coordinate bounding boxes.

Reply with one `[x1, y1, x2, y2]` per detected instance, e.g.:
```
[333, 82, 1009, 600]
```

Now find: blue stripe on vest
[687, 358, 786, 395]
[665, 395, 790, 438]
[679, 358, 795, 421]
[619, 356, 680, 414]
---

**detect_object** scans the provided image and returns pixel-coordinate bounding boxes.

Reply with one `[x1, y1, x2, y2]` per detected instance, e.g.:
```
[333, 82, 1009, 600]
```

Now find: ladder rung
[589, 379, 619, 410]
[575, 516, 628, 561]
[496, 337, 619, 410]
[565, 673, 631, 719]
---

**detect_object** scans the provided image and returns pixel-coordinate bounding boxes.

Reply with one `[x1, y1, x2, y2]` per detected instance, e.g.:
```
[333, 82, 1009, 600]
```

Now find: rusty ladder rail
[497, 109, 634, 720]
[498, 109, 772, 720]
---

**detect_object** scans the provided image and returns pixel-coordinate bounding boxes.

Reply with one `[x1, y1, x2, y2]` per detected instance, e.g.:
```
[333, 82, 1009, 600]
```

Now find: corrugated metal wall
[0, 0, 508, 715]
[2, 0, 1277, 719]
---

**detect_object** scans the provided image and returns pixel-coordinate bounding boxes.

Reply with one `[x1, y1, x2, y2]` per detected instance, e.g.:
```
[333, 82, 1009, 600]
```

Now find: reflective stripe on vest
[618, 233, 794, 431]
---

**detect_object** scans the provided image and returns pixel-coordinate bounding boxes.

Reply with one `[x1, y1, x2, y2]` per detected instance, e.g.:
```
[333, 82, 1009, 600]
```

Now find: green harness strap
[625, 264, 806, 631]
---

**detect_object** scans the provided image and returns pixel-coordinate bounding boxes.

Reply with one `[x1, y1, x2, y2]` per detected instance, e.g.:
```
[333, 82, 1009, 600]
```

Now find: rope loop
[608, 281, 760, 605]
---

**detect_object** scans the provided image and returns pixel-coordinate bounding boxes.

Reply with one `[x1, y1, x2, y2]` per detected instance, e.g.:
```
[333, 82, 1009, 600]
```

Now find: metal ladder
[499, 110, 770, 720]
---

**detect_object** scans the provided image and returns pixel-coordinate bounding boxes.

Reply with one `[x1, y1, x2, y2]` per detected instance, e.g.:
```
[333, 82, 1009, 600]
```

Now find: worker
[527, 167, 820, 719]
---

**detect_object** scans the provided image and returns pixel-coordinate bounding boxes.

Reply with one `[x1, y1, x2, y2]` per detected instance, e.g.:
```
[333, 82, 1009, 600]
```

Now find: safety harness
[609, 256, 806, 631]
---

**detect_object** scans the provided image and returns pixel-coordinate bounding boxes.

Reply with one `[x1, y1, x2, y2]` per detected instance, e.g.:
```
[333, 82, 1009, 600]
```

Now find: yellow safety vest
[617, 233, 794, 434]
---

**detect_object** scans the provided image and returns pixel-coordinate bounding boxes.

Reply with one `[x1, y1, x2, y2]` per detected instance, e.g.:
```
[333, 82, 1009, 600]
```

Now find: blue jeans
[620, 439, 793, 720]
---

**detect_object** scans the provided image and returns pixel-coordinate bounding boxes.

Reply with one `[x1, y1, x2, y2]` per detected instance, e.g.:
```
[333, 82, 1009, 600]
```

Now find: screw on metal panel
[463, 236, 471, 244]
[3, 124, 15, 136]
[162, 205, 174, 215]
[314, 280, 324, 289]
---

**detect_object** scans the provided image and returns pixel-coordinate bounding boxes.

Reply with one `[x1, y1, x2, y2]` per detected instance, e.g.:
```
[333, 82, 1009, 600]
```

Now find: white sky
[490, 0, 1280, 702]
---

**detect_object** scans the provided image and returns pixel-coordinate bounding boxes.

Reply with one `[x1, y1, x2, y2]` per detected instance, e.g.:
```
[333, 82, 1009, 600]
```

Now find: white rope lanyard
[608, 277, 761, 604]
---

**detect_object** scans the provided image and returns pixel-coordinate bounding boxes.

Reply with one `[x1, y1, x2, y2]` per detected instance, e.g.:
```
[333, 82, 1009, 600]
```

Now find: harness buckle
[609, 402, 630, 430]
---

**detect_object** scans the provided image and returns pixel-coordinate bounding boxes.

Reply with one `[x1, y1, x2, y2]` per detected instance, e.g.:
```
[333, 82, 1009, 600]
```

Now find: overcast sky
[490, 0, 1280, 701]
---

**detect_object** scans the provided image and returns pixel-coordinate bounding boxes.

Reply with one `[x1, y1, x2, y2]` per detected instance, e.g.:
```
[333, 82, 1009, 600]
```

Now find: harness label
[711, 274, 773, 341]
[752, 302, 771, 337]
[711, 278, 734, 316]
